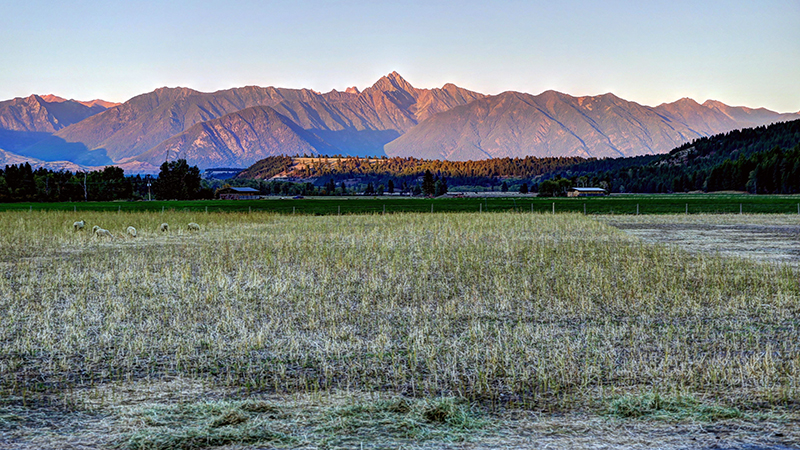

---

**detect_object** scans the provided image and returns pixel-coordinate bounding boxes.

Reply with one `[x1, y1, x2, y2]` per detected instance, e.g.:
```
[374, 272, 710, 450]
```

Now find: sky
[1, 0, 798, 112]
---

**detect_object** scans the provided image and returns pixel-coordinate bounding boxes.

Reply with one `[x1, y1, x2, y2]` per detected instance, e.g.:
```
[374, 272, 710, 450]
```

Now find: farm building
[217, 186, 261, 200]
[568, 187, 608, 197]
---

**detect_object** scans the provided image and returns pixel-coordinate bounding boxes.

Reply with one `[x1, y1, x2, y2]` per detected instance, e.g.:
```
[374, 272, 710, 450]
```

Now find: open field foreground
[1, 211, 798, 449]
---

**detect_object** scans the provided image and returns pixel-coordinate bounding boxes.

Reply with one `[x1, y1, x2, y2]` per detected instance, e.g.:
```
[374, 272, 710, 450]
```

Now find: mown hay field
[1, 210, 799, 448]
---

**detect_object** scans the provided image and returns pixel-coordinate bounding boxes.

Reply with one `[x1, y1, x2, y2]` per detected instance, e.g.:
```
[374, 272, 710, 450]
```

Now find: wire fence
[3, 196, 800, 216]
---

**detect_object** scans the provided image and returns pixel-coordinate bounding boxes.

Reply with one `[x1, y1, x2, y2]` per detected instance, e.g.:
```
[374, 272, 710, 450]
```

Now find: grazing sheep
[94, 227, 113, 239]
[159, 223, 169, 232]
[126, 226, 137, 238]
[92, 225, 100, 234]
[73, 220, 85, 231]
[187, 222, 200, 231]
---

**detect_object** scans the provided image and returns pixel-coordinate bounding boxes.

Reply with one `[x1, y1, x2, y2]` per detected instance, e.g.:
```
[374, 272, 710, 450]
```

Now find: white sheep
[92, 225, 100, 234]
[73, 220, 85, 231]
[126, 226, 137, 238]
[94, 227, 113, 239]
[187, 222, 200, 231]
[159, 223, 169, 232]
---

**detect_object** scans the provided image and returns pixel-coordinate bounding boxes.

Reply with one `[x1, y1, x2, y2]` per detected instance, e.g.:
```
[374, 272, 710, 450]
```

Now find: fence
[4, 196, 800, 216]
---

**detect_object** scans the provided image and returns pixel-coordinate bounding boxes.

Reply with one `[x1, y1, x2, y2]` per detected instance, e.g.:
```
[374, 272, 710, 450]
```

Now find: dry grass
[0, 210, 798, 448]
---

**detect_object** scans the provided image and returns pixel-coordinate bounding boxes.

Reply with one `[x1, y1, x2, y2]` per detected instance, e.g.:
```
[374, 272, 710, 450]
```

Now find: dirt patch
[602, 215, 800, 268]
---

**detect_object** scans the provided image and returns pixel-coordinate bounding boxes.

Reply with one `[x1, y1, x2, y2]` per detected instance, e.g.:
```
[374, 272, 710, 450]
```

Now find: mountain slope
[4, 73, 798, 169]
[0, 94, 112, 157]
[701, 100, 798, 129]
[0, 94, 108, 133]
[25, 72, 484, 165]
[129, 106, 337, 168]
[39, 95, 121, 109]
[385, 90, 800, 160]
[37, 86, 325, 162]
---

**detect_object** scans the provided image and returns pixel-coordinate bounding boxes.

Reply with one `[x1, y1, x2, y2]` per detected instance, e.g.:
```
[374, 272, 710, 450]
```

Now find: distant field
[1, 210, 798, 449]
[2, 193, 800, 215]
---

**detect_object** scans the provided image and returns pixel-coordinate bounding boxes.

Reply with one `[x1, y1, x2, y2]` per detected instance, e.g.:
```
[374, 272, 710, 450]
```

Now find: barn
[217, 186, 261, 200]
[568, 187, 608, 197]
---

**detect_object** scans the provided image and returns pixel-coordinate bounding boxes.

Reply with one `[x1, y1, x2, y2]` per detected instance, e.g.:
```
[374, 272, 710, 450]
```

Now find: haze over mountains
[0, 72, 797, 173]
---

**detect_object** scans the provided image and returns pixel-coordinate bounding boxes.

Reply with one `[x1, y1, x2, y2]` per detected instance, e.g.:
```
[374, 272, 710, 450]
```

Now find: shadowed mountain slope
[129, 106, 337, 168]
[0, 94, 108, 133]
[0, 94, 111, 157]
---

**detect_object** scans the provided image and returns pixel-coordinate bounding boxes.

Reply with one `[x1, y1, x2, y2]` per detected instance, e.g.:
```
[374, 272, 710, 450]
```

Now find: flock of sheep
[72, 220, 201, 239]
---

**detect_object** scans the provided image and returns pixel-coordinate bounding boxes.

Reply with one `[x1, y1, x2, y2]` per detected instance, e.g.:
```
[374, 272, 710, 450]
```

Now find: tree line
[0, 159, 211, 203]
[541, 119, 800, 194]
[212, 170, 449, 197]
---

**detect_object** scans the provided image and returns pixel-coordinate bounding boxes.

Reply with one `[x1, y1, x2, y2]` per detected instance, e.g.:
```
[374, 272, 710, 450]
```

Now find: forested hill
[553, 119, 800, 193]
[237, 155, 589, 185]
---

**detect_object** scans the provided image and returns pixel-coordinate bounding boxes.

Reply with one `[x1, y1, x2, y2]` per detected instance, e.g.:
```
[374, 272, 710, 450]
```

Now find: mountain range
[0, 72, 797, 173]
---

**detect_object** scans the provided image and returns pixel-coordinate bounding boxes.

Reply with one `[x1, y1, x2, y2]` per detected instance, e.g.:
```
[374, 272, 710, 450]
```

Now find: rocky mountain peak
[345, 86, 360, 95]
[368, 71, 417, 95]
[40, 94, 68, 103]
[666, 97, 703, 108]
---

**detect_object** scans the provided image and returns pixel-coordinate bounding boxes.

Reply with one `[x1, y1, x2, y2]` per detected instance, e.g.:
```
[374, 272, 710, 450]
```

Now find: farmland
[1, 193, 800, 215]
[0, 210, 798, 449]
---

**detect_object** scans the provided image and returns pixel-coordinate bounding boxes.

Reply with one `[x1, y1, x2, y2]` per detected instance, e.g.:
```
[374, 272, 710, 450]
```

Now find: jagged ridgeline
[236, 155, 589, 185]
[550, 119, 800, 194]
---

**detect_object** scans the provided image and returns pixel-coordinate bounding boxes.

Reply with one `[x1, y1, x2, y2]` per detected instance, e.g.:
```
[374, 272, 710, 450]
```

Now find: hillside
[554, 119, 800, 193]
[237, 154, 589, 187]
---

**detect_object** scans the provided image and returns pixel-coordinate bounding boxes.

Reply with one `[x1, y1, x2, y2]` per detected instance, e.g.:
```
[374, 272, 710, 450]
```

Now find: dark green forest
[547, 119, 800, 194]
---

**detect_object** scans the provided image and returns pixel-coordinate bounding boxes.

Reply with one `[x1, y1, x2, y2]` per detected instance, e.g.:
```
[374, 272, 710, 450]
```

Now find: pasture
[1, 192, 800, 216]
[0, 210, 798, 449]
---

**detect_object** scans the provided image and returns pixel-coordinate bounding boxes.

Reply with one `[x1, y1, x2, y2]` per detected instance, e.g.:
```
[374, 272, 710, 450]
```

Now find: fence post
[584, 203, 586, 215]
[292, 207, 295, 215]
[637, 204, 639, 215]
[531, 203, 533, 213]
[552, 202, 555, 214]
[383, 204, 386, 215]
[740, 203, 742, 215]
[685, 203, 688, 215]
[431, 203, 434, 213]
[480, 203, 482, 213]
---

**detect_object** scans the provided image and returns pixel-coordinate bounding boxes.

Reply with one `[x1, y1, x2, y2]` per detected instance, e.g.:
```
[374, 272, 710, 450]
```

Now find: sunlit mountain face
[1, 72, 798, 172]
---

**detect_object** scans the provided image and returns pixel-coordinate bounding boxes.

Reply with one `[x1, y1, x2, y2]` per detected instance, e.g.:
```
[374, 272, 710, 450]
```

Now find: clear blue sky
[1, 0, 798, 112]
